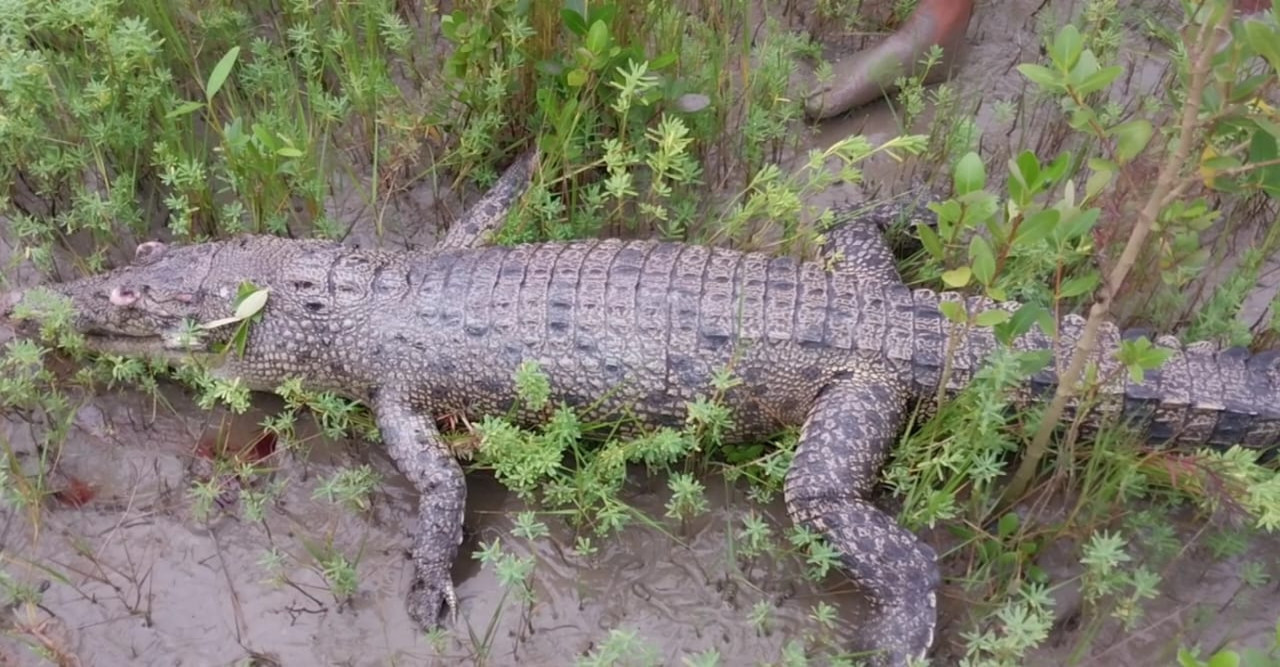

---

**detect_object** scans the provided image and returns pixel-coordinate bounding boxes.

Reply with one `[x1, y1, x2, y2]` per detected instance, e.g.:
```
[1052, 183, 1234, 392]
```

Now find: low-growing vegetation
[3, 0, 1280, 665]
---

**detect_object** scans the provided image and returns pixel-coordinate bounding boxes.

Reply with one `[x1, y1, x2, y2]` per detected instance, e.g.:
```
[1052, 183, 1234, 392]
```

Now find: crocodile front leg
[370, 387, 467, 628]
[784, 367, 938, 665]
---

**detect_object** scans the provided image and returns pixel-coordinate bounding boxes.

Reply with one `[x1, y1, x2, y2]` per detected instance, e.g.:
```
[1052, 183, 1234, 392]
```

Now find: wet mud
[3, 0, 1280, 665]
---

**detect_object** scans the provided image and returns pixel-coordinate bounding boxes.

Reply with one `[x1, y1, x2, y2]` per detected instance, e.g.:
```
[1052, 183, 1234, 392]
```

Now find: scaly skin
[6, 188, 1280, 665]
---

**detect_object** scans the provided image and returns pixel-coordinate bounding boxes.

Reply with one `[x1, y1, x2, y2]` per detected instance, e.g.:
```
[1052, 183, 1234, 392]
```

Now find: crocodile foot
[405, 547, 459, 629]
[805, 0, 976, 120]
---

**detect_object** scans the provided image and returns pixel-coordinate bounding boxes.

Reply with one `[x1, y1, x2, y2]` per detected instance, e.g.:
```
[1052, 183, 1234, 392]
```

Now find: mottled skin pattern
[436, 148, 539, 250]
[6, 174, 1280, 665]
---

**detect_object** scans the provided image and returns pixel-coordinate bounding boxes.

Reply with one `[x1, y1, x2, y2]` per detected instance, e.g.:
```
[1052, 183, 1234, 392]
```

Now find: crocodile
[5, 155, 1280, 665]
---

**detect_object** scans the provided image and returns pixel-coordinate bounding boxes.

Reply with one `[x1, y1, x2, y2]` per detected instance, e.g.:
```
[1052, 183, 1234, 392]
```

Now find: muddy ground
[3, 0, 1280, 665]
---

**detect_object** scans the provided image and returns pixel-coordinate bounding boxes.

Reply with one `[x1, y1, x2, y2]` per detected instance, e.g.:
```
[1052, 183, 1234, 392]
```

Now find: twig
[1003, 8, 1226, 503]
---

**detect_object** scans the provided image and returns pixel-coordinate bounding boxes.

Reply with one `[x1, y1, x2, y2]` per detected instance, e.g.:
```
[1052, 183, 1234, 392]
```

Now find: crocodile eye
[110, 286, 139, 307]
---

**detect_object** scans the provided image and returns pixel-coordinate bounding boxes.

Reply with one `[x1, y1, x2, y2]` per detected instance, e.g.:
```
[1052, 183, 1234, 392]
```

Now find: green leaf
[1059, 271, 1099, 298]
[941, 267, 972, 288]
[1049, 24, 1083, 71]
[1017, 63, 1061, 89]
[1074, 64, 1123, 96]
[1042, 153, 1071, 184]
[916, 221, 945, 260]
[201, 287, 270, 330]
[997, 512, 1019, 538]
[206, 46, 241, 101]
[586, 19, 610, 56]
[953, 151, 986, 196]
[251, 123, 278, 150]
[1066, 48, 1101, 87]
[1176, 648, 1205, 667]
[1111, 119, 1153, 164]
[567, 68, 589, 87]
[1205, 650, 1240, 667]
[276, 147, 304, 158]
[1244, 20, 1280, 74]
[1015, 209, 1060, 246]
[1036, 307, 1058, 339]
[969, 236, 996, 286]
[1085, 158, 1116, 201]
[1013, 150, 1041, 188]
[938, 300, 967, 324]
[975, 309, 1011, 327]
[560, 8, 588, 36]
[996, 303, 1043, 344]
[650, 52, 678, 70]
[165, 100, 205, 119]
[235, 287, 269, 318]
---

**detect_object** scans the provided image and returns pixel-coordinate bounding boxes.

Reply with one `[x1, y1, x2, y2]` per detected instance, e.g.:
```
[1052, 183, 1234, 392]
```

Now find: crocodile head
[3, 239, 269, 361]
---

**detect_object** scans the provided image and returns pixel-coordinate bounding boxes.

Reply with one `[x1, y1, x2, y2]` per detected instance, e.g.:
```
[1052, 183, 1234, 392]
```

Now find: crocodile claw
[406, 561, 458, 629]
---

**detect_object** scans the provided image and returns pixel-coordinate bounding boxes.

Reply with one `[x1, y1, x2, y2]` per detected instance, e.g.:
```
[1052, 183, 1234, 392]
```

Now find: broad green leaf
[941, 267, 972, 288]
[567, 68, 588, 87]
[202, 288, 270, 329]
[234, 288, 269, 318]
[1244, 20, 1280, 75]
[953, 151, 986, 196]
[1066, 48, 1101, 87]
[998, 303, 1045, 344]
[916, 222, 945, 260]
[586, 20, 610, 56]
[997, 512, 1019, 538]
[1205, 650, 1240, 667]
[206, 46, 241, 101]
[277, 147, 304, 158]
[938, 300, 967, 324]
[252, 123, 278, 150]
[1059, 271, 1099, 298]
[1111, 119, 1153, 164]
[1015, 209, 1060, 246]
[1013, 150, 1041, 190]
[1254, 116, 1280, 144]
[1017, 63, 1060, 89]
[1085, 159, 1116, 201]
[969, 236, 996, 286]
[1049, 24, 1083, 71]
[650, 52, 678, 70]
[560, 8, 588, 36]
[975, 309, 1011, 327]
[1042, 153, 1071, 183]
[1074, 65, 1123, 96]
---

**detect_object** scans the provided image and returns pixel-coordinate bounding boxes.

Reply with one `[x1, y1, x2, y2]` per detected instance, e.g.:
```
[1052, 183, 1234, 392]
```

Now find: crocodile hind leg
[437, 147, 541, 249]
[370, 388, 467, 628]
[821, 208, 905, 285]
[822, 181, 947, 285]
[784, 367, 939, 665]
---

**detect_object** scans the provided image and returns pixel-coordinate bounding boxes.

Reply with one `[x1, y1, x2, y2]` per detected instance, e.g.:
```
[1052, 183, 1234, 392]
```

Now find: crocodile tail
[901, 289, 1280, 453]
